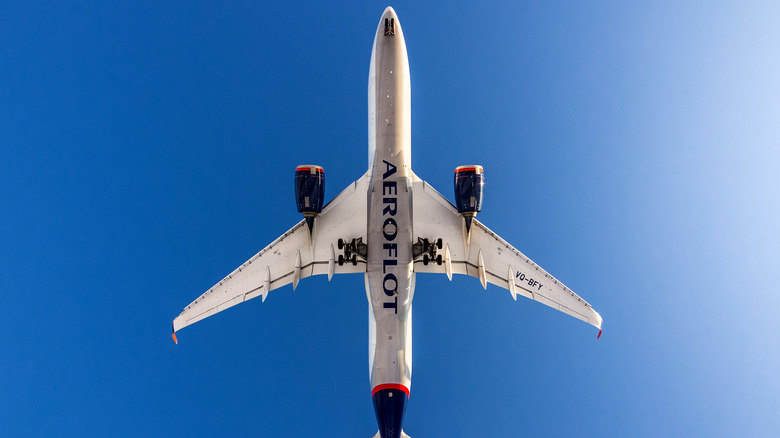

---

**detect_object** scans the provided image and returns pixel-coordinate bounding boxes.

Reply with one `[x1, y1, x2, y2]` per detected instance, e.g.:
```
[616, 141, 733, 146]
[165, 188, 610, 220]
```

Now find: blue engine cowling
[295, 165, 324, 216]
[454, 165, 484, 214]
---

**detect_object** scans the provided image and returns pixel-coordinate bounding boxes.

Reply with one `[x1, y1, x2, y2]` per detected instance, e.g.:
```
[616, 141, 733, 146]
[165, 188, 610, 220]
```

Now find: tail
[371, 431, 411, 438]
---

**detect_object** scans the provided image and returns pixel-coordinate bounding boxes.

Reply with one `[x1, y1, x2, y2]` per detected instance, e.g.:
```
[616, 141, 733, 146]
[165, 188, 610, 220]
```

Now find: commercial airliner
[172, 7, 602, 438]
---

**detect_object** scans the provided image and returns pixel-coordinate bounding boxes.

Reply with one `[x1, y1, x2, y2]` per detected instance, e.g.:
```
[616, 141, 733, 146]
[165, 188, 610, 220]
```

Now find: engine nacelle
[454, 165, 484, 231]
[295, 165, 324, 221]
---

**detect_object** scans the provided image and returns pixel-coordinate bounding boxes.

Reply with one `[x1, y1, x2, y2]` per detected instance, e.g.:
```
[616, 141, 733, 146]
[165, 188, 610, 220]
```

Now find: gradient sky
[1, 1, 779, 437]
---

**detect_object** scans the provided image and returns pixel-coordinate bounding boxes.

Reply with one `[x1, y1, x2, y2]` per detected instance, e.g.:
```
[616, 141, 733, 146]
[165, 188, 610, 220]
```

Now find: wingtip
[172, 322, 178, 344]
[597, 329, 602, 340]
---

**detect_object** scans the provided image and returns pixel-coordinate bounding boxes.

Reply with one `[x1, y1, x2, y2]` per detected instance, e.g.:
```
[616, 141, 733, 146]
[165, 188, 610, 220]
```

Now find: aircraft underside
[172, 7, 602, 438]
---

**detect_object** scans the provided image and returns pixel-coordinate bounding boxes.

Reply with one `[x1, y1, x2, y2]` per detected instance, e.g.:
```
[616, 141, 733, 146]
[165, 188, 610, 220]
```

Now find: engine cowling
[294, 165, 324, 220]
[454, 165, 484, 213]
[454, 165, 484, 231]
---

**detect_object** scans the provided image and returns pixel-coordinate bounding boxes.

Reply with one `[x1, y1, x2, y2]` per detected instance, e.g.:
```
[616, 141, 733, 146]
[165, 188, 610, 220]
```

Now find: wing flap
[173, 172, 370, 334]
[410, 177, 602, 330]
[173, 220, 309, 331]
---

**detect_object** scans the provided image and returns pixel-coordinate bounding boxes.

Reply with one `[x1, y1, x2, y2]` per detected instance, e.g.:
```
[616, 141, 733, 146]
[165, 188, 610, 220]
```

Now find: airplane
[172, 7, 602, 438]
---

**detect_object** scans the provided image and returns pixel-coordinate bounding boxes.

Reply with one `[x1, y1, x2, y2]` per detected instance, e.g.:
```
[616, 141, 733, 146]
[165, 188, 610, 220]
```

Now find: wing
[173, 172, 370, 334]
[410, 177, 602, 331]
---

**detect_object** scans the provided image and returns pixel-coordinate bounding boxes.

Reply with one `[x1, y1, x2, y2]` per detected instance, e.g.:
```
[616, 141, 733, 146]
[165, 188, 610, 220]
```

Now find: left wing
[410, 177, 602, 331]
[173, 172, 370, 335]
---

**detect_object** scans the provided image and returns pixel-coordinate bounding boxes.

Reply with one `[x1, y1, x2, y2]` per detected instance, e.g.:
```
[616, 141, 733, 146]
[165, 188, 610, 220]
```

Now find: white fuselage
[366, 8, 414, 396]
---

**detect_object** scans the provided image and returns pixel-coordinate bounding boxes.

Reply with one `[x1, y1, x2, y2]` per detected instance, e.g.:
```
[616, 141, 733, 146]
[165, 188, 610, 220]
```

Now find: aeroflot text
[381, 160, 398, 313]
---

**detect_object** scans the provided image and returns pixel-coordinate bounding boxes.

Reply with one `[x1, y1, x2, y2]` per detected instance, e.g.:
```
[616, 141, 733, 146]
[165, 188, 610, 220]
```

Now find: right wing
[173, 172, 370, 335]
[411, 177, 602, 331]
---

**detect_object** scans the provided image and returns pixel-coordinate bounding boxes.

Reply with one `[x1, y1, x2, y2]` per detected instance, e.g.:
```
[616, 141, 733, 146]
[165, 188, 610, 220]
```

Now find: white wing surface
[173, 172, 370, 334]
[411, 177, 602, 330]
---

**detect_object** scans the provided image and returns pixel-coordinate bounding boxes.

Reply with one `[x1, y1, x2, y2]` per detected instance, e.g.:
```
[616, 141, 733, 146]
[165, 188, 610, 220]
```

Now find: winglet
[597, 330, 602, 340]
[172, 323, 178, 344]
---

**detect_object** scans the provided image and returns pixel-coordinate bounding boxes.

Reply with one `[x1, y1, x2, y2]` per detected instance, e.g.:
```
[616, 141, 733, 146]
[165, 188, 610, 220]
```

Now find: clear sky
[1, 1, 779, 437]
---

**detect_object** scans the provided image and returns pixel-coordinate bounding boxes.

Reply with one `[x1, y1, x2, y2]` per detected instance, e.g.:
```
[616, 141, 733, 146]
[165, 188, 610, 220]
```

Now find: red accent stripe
[295, 166, 324, 173]
[454, 167, 483, 173]
[372, 384, 410, 397]
[597, 330, 602, 340]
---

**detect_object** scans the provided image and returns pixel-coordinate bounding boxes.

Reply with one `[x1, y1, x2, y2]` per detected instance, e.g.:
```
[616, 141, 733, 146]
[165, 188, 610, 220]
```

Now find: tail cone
[372, 386, 408, 438]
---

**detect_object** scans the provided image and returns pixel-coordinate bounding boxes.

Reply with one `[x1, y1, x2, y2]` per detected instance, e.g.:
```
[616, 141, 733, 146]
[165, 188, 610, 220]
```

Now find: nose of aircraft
[380, 6, 399, 36]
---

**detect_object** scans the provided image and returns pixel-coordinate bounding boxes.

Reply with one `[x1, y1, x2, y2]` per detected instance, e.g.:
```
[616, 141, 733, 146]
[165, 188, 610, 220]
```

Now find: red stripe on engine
[295, 166, 324, 173]
[372, 384, 410, 397]
[454, 167, 482, 173]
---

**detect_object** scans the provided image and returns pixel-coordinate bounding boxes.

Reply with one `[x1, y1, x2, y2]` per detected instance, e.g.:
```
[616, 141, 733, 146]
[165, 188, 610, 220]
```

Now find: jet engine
[294, 165, 324, 231]
[454, 165, 484, 231]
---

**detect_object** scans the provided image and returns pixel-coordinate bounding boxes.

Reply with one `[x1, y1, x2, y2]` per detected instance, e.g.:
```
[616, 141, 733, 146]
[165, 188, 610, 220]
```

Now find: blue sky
[1, 1, 779, 436]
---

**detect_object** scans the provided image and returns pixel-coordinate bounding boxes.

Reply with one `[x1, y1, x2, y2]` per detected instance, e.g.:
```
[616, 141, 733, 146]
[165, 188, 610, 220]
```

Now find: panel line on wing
[413, 258, 597, 322]
[435, 253, 594, 310]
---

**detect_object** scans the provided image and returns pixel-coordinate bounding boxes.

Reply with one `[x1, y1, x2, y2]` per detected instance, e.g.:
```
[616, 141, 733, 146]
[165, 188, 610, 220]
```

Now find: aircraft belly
[367, 163, 413, 390]
[367, 5, 414, 395]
